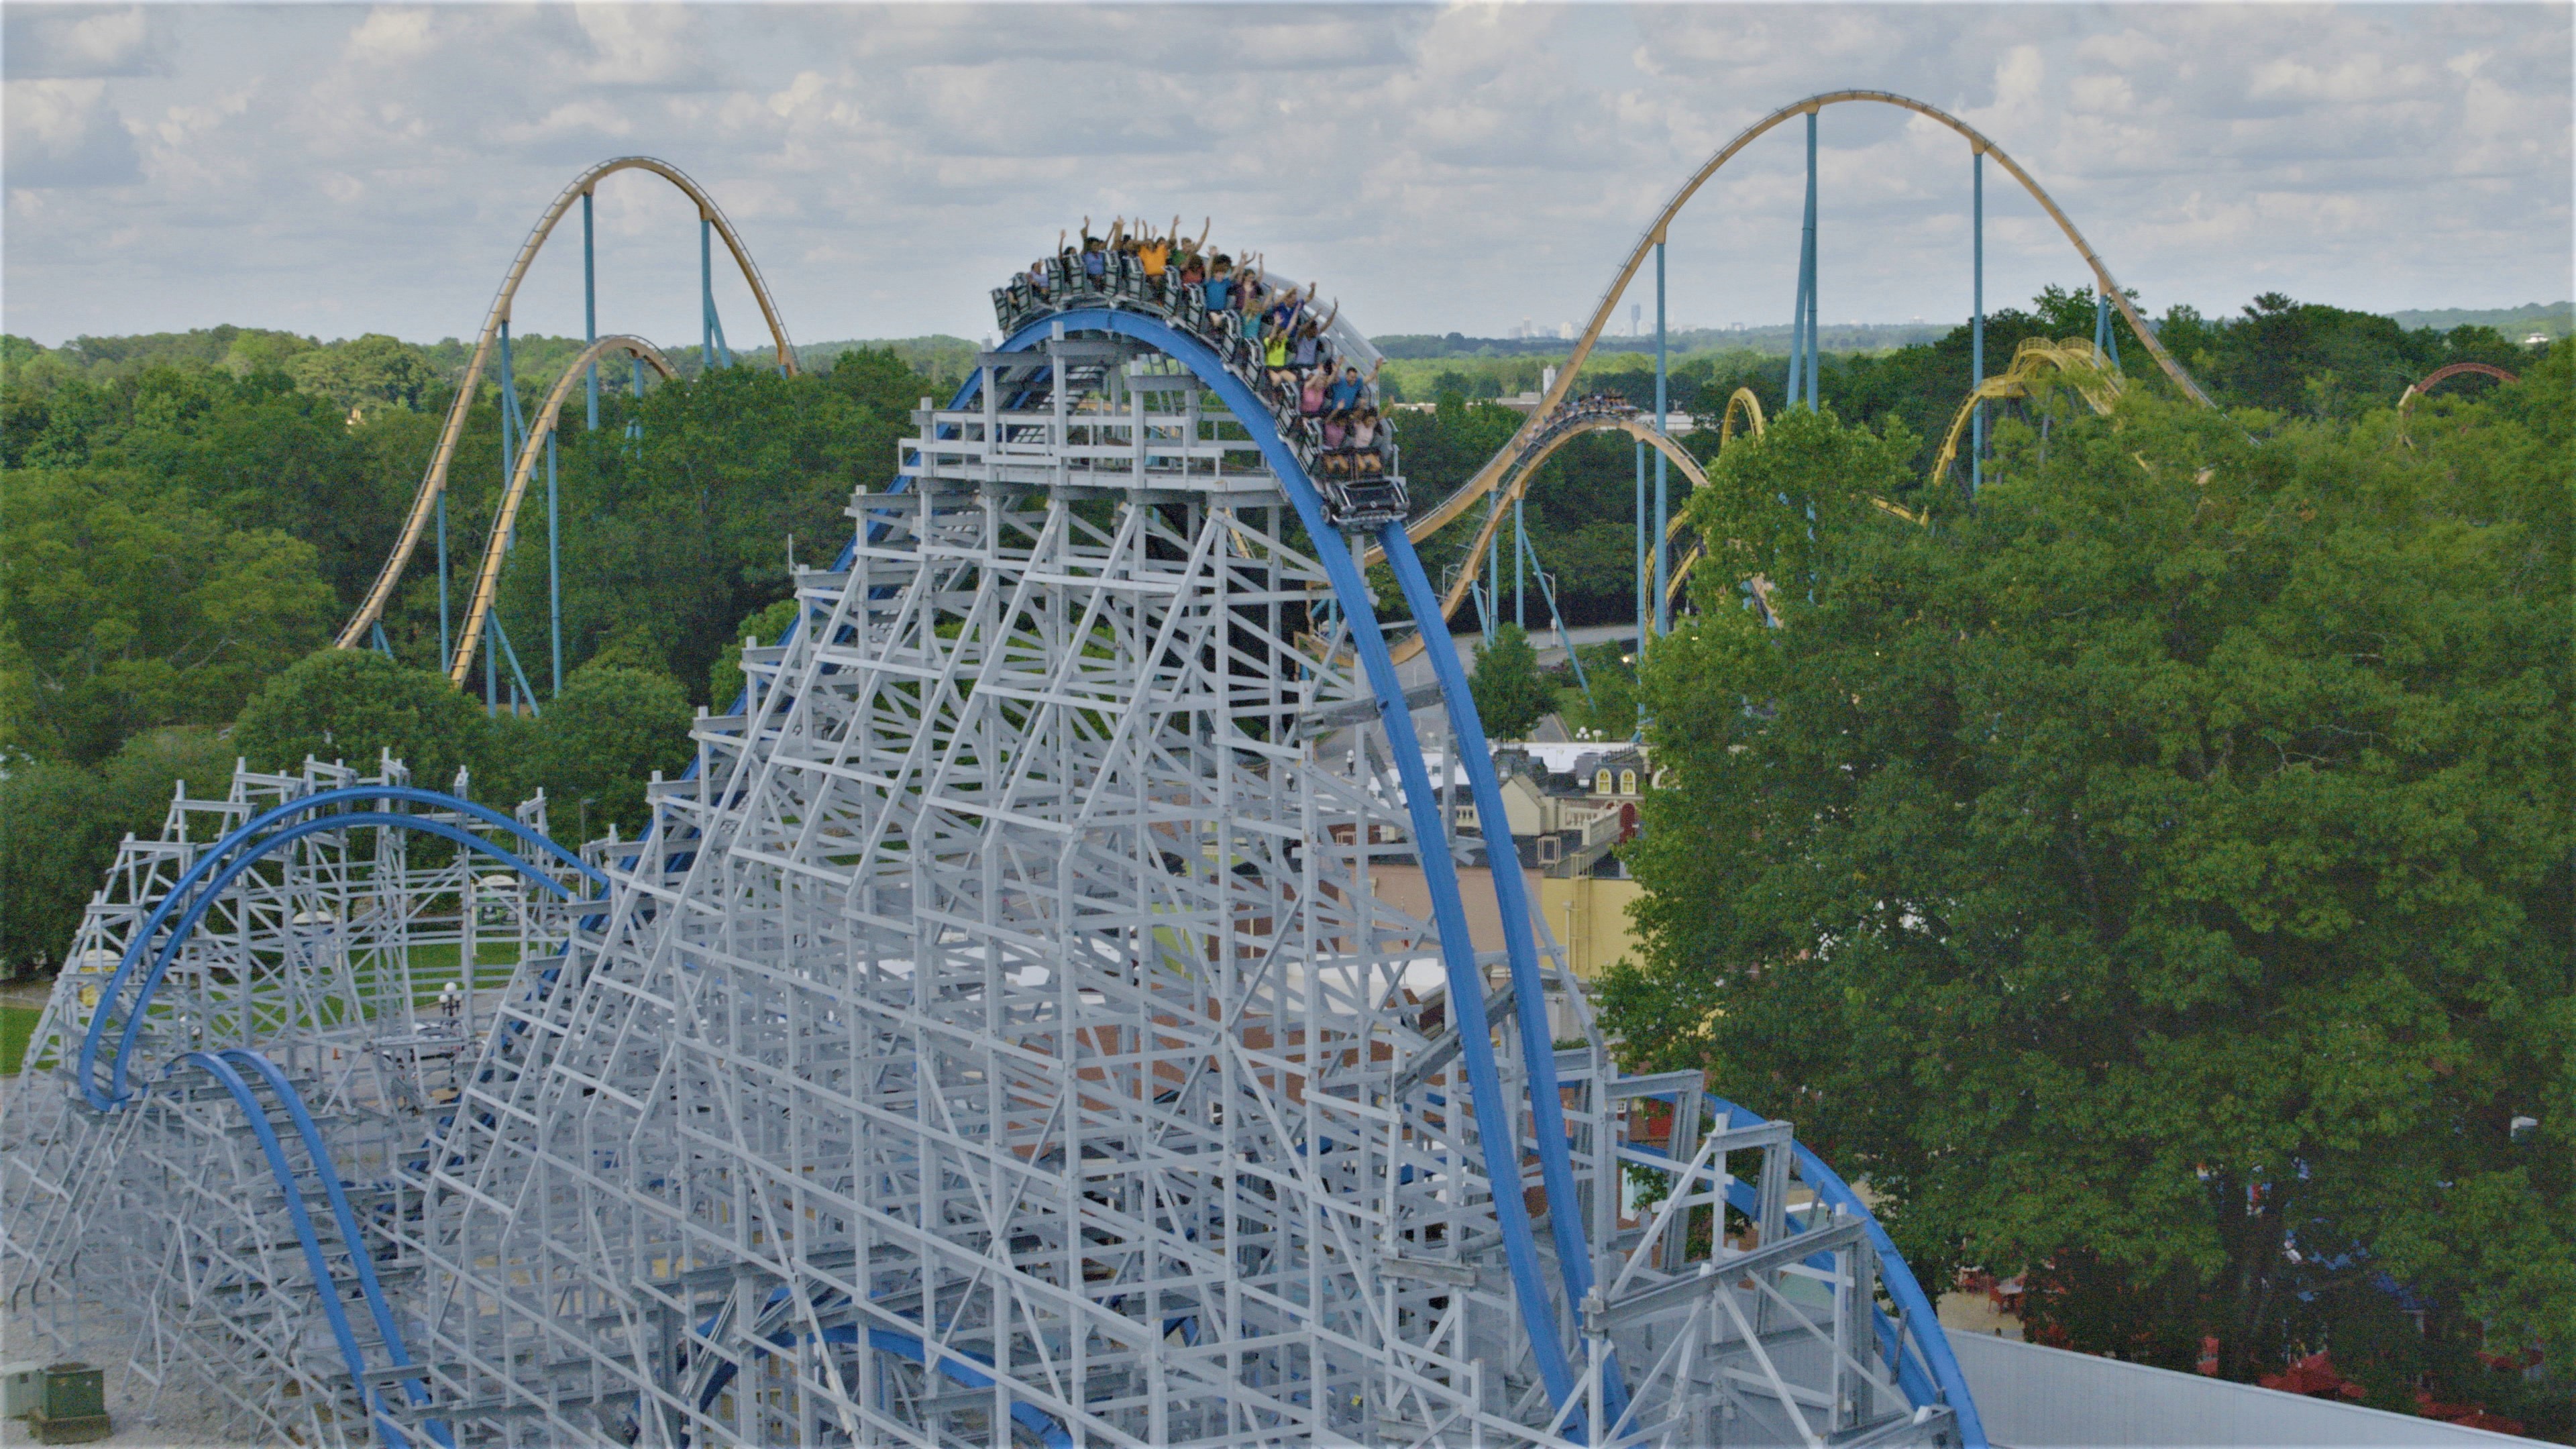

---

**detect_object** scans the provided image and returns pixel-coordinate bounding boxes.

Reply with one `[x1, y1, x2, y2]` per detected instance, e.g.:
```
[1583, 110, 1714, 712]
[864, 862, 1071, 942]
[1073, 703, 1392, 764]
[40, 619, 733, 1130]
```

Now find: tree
[1600, 370, 2572, 1428]
[1, 467, 335, 764]
[285, 333, 441, 413]
[1556, 642, 1639, 739]
[524, 662, 694, 838]
[102, 724, 237, 828]
[0, 726, 246, 977]
[1468, 624, 1552, 741]
[708, 597, 802, 708]
[0, 762, 116, 975]
[233, 649, 488, 792]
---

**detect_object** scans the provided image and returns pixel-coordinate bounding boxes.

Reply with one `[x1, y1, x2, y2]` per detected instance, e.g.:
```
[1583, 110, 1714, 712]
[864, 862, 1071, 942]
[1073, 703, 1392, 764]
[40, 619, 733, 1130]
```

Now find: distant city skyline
[5, 5, 2568, 350]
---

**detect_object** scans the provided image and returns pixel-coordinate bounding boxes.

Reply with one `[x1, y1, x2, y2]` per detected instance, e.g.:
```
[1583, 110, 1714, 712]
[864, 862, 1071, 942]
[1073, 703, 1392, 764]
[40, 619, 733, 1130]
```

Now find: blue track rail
[991, 306, 1600, 1415]
[175, 1048, 453, 1449]
[78, 785, 604, 1112]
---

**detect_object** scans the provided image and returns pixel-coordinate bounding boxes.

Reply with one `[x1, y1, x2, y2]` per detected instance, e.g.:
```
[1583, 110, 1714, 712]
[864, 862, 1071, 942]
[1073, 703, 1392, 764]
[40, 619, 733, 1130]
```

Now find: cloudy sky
[5, 3, 2568, 350]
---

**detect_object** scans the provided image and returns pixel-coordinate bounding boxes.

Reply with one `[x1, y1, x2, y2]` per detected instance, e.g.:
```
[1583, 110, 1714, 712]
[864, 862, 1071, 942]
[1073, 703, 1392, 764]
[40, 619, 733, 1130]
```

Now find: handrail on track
[336, 158, 797, 653]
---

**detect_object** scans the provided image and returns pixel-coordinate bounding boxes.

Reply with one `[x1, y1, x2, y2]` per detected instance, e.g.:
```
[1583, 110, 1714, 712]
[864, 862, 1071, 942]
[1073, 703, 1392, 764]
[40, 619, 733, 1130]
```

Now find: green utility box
[26, 1361, 109, 1444]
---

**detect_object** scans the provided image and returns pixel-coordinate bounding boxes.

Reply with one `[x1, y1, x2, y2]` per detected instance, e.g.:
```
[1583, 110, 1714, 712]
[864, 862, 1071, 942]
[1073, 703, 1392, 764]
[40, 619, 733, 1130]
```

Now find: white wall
[1947, 1329, 2549, 1449]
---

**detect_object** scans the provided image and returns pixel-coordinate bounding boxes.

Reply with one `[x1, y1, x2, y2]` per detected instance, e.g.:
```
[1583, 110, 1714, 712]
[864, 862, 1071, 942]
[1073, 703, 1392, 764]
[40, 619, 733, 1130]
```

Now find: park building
[1459, 745, 1656, 879]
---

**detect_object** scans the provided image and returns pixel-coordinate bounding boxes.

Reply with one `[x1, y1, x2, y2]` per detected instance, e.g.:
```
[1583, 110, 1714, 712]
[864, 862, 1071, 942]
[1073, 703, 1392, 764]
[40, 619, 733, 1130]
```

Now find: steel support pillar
[1653, 239, 1670, 635]
[1973, 150, 1986, 496]
[546, 431, 561, 698]
[1802, 111, 1820, 411]
[583, 191, 599, 432]
[435, 492, 450, 669]
[1513, 493, 1525, 630]
[1633, 439, 1647, 654]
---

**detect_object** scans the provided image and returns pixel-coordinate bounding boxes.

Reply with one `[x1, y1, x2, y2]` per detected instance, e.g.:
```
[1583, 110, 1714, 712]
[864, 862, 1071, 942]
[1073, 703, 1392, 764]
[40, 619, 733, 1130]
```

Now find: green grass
[0, 939, 533, 1075]
[3, 1006, 40, 1075]
[396, 941, 523, 1003]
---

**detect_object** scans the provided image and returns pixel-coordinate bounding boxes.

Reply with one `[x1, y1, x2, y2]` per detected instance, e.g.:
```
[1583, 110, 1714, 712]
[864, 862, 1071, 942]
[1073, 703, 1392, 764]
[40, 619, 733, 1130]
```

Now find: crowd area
[992, 217, 1403, 519]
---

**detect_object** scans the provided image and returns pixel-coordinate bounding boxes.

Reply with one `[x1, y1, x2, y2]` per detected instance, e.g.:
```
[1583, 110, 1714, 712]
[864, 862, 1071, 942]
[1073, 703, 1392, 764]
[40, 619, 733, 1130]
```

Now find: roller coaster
[3, 88, 2231, 1446]
[1387, 89, 2215, 663]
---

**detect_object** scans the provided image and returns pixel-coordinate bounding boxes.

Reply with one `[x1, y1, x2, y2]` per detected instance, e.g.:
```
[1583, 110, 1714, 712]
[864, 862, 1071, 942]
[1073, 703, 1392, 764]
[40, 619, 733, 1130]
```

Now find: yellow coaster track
[334, 158, 798, 661]
[447, 336, 679, 687]
[1386, 89, 2217, 654]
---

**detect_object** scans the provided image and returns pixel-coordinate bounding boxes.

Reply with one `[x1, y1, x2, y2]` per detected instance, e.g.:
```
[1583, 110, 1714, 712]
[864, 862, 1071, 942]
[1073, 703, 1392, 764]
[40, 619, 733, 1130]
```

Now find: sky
[5, 3, 2569, 351]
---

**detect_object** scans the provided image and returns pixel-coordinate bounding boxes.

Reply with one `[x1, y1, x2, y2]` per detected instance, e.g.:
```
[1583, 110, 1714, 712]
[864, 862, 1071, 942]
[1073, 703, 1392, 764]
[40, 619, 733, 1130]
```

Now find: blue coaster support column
[546, 431, 562, 698]
[488, 612, 540, 719]
[1972, 149, 1986, 496]
[1513, 493, 1525, 631]
[1802, 110, 1820, 411]
[486, 319, 524, 708]
[699, 215, 733, 372]
[1484, 492, 1500, 647]
[1653, 237, 1670, 635]
[583, 191, 599, 432]
[435, 492, 451, 670]
[1633, 438, 1647, 656]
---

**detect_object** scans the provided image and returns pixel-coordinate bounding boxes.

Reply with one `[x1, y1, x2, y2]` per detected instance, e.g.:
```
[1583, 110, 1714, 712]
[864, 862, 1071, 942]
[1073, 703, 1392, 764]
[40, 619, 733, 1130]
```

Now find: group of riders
[996, 217, 1395, 492]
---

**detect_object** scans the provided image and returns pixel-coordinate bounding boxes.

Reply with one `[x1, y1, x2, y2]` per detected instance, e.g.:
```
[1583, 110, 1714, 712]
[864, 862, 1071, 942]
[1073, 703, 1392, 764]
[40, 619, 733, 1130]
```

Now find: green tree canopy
[0, 726, 240, 975]
[1468, 623, 1552, 741]
[523, 661, 694, 839]
[1, 467, 335, 764]
[0, 762, 115, 974]
[233, 649, 488, 791]
[102, 724, 238, 827]
[1603, 360, 2572, 1424]
[709, 597, 803, 708]
[284, 333, 443, 413]
[1556, 641, 1638, 740]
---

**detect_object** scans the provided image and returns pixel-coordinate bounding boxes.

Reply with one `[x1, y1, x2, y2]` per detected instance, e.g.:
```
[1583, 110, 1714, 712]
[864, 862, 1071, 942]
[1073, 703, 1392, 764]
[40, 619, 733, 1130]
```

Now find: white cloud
[345, 8, 437, 66]
[573, 5, 717, 89]
[2, 3, 2567, 347]
[3, 77, 141, 188]
[3, 7, 157, 79]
